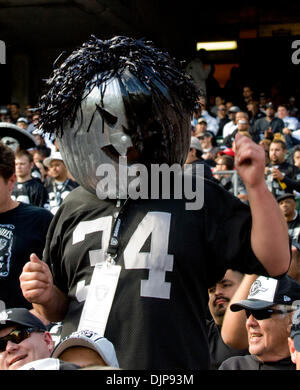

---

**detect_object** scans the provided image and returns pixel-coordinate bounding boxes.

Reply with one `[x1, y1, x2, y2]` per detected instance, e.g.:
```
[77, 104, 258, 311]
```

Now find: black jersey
[288, 211, 300, 243]
[219, 355, 295, 370]
[11, 178, 49, 208]
[206, 319, 249, 370]
[44, 178, 79, 215]
[0, 203, 53, 309]
[43, 180, 269, 370]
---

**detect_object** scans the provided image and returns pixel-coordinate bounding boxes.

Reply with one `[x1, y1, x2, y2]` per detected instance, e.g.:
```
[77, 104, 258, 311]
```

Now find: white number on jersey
[74, 212, 173, 301]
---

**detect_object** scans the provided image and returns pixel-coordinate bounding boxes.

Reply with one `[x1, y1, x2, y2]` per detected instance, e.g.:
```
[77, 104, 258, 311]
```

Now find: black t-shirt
[288, 211, 300, 243]
[11, 178, 49, 208]
[206, 319, 249, 370]
[219, 354, 295, 370]
[0, 203, 53, 309]
[44, 181, 269, 370]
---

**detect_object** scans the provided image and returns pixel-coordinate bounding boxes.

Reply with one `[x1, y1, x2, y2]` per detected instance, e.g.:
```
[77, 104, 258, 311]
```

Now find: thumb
[30, 253, 42, 263]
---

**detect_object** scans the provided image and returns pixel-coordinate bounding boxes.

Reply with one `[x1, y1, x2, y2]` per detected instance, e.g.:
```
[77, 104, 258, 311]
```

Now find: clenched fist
[20, 253, 54, 306]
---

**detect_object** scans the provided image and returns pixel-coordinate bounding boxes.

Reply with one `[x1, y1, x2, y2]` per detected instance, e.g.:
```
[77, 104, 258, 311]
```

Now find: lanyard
[105, 197, 130, 264]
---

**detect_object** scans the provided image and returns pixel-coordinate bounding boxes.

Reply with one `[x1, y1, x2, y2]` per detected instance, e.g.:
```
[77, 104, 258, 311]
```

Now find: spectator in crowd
[24, 105, 33, 124]
[32, 133, 51, 157]
[277, 193, 300, 243]
[259, 138, 271, 165]
[191, 106, 202, 133]
[33, 149, 48, 182]
[252, 102, 284, 143]
[194, 117, 208, 138]
[207, 269, 249, 369]
[265, 139, 300, 198]
[278, 104, 300, 149]
[9, 103, 21, 124]
[215, 103, 230, 137]
[222, 106, 240, 139]
[27, 112, 40, 134]
[43, 151, 78, 215]
[185, 136, 215, 180]
[198, 131, 219, 164]
[11, 149, 49, 208]
[197, 96, 219, 136]
[223, 112, 250, 148]
[19, 35, 290, 370]
[247, 100, 265, 127]
[288, 307, 300, 370]
[0, 308, 54, 370]
[209, 96, 225, 117]
[240, 85, 255, 111]
[292, 145, 300, 169]
[0, 142, 52, 309]
[50, 330, 119, 369]
[278, 104, 299, 132]
[259, 92, 268, 114]
[277, 193, 300, 283]
[186, 49, 211, 95]
[16, 118, 29, 131]
[219, 275, 300, 370]
[213, 155, 235, 191]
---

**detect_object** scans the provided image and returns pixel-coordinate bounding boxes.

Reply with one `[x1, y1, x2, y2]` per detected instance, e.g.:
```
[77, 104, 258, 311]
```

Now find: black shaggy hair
[38, 35, 200, 165]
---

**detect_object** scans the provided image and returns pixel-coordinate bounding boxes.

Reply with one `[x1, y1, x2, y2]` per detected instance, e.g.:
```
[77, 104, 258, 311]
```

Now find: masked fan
[20, 35, 290, 370]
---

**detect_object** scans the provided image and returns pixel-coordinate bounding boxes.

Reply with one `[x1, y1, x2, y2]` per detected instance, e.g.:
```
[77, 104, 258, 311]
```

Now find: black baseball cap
[231, 275, 300, 312]
[276, 193, 296, 203]
[266, 102, 276, 110]
[291, 308, 300, 351]
[0, 308, 47, 331]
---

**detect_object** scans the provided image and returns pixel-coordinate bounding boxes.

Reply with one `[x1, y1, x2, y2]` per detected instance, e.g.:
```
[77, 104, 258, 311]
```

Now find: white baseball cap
[51, 330, 119, 368]
[190, 136, 202, 152]
[43, 151, 64, 168]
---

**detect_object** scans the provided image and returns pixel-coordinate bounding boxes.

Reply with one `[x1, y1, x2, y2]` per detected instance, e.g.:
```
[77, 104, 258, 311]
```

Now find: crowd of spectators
[1, 67, 300, 370]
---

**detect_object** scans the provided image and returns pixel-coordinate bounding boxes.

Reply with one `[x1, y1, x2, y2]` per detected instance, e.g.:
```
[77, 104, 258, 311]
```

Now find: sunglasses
[245, 308, 293, 320]
[0, 328, 43, 352]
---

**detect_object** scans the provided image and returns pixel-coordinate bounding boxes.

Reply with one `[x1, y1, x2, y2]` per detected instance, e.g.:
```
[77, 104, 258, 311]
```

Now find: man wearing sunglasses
[219, 275, 300, 370]
[0, 307, 54, 370]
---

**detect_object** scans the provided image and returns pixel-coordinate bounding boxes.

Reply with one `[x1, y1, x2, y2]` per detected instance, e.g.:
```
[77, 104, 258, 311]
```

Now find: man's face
[17, 121, 28, 130]
[48, 160, 67, 181]
[0, 326, 52, 370]
[217, 105, 226, 118]
[208, 270, 243, 324]
[0, 175, 15, 208]
[194, 123, 207, 137]
[243, 87, 252, 98]
[277, 106, 288, 119]
[246, 308, 291, 361]
[15, 156, 33, 179]
[288, 337, 300, 369]
[266, 107, 275, 118]
[269, 143, 286, 165]
[198, 135, 211, 149]
[279, 198, 296, 219]
[10, 105, 19, 115]
[294, 151, 300, 168]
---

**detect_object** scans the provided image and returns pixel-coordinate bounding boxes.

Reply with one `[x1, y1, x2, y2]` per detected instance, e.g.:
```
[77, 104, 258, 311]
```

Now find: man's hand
[234, 132, 266, 189]
[20, 253, 54, 306]
[283, 127, 291, 135]
[271, 167, 285, 181]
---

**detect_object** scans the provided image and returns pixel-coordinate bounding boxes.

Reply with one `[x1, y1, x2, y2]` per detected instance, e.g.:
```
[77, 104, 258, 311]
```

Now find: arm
[221, 274, 257, 349]
[20, 253, 69, 322]
[234, 133, 290, 277]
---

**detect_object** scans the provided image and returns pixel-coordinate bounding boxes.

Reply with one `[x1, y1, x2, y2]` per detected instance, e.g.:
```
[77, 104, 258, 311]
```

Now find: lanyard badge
[78, 199, 128, 336]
